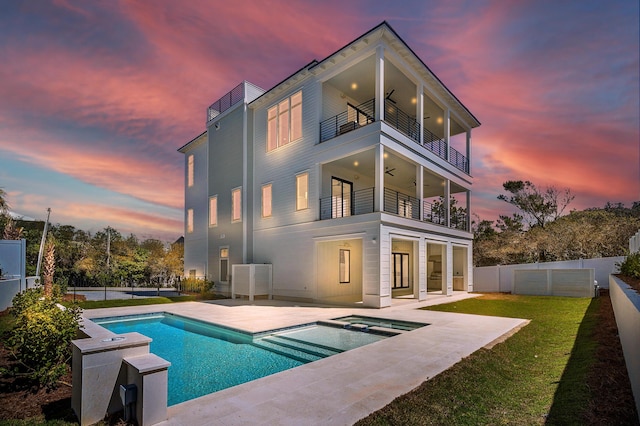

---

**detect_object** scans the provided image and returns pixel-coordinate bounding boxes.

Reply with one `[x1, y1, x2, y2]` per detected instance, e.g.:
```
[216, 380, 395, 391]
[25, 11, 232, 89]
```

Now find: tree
[497, 180, 574, 228]
[42, 237, 56, 298]
[0, 187, 8, 215]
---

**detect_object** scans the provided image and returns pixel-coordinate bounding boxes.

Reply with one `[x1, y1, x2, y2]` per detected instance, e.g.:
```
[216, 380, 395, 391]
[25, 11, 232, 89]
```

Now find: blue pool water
[95, 313, 303, 405]
[93, 313, 389, 405]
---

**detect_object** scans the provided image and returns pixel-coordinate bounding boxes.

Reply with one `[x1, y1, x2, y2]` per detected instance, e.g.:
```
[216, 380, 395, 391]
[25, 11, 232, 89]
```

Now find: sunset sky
[1, 0, 638, 241]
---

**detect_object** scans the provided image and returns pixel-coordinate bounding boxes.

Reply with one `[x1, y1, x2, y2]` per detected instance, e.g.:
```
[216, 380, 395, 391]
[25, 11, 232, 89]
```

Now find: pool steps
[252, 334, 342, 363]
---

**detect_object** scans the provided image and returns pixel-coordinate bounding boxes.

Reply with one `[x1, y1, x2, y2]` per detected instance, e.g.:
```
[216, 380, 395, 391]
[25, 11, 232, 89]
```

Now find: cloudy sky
[1, 0, 638, 241]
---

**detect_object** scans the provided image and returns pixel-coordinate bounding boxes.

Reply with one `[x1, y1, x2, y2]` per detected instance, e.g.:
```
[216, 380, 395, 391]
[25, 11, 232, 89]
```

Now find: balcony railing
[318, 187, 469, 231]
[320, 99, 375, 142]
[449, 146, 469, 173]
[319, 98, 469, 173]
[319, 187, 374, 220]
[384, 188, 420, 220]
[422, 200, 446, 226]
[207, 82, 245, 122]
[384, 100, 419, 142]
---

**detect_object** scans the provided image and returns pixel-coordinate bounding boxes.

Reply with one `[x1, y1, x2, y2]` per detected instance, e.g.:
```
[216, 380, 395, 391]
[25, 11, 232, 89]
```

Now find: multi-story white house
[179, 22, 480, 308]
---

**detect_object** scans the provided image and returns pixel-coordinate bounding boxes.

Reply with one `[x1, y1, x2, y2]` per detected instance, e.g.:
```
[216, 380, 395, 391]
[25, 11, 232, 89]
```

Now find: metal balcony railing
[422, 200, 446, 226]
[207, 82, 245, 122]
[320, 99, 375, 142]
[449, 146, 469, 173]
[319, 188, 375, 220]
[384, 188, 420, 220]
[384, 100, 419, 142]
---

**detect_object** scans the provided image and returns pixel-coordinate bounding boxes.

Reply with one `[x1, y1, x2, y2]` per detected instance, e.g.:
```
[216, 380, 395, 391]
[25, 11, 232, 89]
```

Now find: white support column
[416, 165, 423, 219]
[375, 45, 385, 122]
[445, 241, 453, 296]
[444, 180, 451, 228]
[418, 237, 427, 300]
[466, 129, 472, 175]
[444, 109, 450, 161]
[417, 84, 424, 143]
[466, 189, 471, 232]
[374, 144, 384, 212]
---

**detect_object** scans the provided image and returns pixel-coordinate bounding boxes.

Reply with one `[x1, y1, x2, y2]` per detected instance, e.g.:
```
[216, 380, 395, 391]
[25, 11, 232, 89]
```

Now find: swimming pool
[93, 312, 390, 405]
[332, 315, 429, 331]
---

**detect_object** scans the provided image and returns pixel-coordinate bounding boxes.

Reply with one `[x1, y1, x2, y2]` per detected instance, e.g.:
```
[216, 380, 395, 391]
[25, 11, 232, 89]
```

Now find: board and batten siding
[183, 135, 208, 279]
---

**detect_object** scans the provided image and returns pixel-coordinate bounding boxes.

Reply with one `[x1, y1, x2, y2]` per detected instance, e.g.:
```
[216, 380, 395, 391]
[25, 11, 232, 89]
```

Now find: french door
[392, 253, 410, 289]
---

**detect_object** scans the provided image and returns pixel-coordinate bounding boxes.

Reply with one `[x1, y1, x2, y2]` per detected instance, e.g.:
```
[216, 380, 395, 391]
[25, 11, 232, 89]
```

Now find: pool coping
[82, 293, 528, 425]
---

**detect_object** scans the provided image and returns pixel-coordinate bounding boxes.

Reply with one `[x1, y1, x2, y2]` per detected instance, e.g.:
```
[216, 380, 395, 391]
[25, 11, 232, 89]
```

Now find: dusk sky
[1, 0, 638, 241]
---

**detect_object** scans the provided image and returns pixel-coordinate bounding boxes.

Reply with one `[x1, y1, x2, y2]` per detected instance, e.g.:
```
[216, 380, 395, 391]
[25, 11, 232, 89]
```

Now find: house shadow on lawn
[545, 293, 639, 425]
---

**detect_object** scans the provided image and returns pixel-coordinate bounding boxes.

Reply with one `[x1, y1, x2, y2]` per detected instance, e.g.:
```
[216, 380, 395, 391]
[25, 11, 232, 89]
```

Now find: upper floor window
[232, 188, 242, 222]
[262, 184, 272, 218]
[187, 208, 194, 233]
[296, 173, 308, 210]
[209, 196, 217, 227]
[267, 91, 302, 152]
[187, 155, 194, 187]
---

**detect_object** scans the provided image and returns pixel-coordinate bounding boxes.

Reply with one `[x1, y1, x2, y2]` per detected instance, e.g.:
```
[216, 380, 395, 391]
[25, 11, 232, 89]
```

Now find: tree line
[473, 180, 640, 266]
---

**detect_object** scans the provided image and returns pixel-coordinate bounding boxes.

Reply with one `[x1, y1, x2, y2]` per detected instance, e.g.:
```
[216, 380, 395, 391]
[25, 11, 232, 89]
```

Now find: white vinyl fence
[231, 264, 272, 301]
[630, 229, 640, 253]
[474, 257, 623, 293]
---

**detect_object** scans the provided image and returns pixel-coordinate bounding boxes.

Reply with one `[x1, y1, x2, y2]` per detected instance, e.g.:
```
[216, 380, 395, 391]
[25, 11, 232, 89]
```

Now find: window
[262, 184, 272, 217]
[187, 155, 194, 187]
[267, 91, 302, 152]
[339, 249, 350, 283]
[209, 196, 217, 227]
[219, 248, 229, 282]
[187, 208, 194, 233]
[296, 173, 308, 210]
[232, 188, 241, 222]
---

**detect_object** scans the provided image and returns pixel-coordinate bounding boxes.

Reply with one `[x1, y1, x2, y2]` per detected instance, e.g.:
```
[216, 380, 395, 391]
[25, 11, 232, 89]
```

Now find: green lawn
[68, 295, 202, 309]
[356, 294, 599, 426]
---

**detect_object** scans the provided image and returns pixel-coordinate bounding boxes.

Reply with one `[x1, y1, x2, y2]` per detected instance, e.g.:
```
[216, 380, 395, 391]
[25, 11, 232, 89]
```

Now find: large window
[186, 208, 194, 233]
[187, 155, 194, 187]
[209, 196, 217, 227]
[232, 188, 241, 222]
[267, 91, 302, 152]
[296, 173, 308, 210]
[262, 184, 272, 218]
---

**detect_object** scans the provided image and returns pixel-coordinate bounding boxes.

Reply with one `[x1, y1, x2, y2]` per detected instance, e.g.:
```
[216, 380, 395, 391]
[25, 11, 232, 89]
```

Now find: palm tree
[0, 187, 8, 214]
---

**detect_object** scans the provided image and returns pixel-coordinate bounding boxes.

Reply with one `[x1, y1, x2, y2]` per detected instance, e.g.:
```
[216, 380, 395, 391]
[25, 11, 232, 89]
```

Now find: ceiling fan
[385, 89, 396, 104]
[385, 167, 396, 176]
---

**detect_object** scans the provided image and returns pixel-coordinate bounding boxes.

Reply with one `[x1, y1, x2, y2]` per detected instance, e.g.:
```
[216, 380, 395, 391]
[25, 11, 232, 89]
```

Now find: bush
[180, 277, 214, 294]
[617, 252, 640, 279]
[8, 287, 82, 388]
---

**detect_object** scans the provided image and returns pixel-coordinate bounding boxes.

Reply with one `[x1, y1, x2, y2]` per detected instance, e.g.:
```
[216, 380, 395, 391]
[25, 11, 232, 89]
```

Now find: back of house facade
[178, 22, 480, 308]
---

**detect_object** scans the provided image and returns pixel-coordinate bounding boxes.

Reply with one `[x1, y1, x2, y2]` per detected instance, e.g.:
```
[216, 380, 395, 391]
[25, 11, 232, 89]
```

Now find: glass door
[331, 177, 353, 218]
[392, 253, 410, 289]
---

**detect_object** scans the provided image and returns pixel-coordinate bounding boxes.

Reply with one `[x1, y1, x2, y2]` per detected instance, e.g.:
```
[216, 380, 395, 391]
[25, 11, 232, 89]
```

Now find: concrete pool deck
[83, 293, 528, 425]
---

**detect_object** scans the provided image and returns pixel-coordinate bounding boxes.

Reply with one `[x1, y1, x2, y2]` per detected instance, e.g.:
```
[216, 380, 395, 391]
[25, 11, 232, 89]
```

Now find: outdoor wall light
[372, 237, 377, 244]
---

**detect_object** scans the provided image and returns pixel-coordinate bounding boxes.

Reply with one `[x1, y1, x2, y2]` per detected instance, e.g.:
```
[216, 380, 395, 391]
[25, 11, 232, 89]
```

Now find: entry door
[331, 177, 353, 218]
[392, 253, 410, 289]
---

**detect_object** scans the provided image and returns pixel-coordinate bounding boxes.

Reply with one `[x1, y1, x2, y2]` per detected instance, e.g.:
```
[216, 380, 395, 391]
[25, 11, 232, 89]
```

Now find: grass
[356, 293, 599, 426]
[68, 295, 201, 309]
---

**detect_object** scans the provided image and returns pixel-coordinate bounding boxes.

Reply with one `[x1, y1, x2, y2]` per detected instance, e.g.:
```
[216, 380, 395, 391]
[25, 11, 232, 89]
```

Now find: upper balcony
[206, 81, 265, 124]
[318, 149, 470, 232]
[318, 53, 471, 174]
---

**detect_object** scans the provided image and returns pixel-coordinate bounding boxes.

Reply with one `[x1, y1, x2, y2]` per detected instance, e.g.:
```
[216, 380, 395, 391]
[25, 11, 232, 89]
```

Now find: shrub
[8, 287, 82, 388]
[180, 277, 214, 294]
[617, 252, 640, 279]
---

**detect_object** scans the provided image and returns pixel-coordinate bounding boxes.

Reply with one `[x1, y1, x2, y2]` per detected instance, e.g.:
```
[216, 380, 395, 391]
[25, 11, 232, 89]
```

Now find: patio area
[82, 293, 527, 425]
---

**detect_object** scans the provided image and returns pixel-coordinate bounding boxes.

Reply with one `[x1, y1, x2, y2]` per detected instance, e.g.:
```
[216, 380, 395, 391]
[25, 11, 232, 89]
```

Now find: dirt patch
[615, 274, 640, 294]
[583, 289, 639, 425]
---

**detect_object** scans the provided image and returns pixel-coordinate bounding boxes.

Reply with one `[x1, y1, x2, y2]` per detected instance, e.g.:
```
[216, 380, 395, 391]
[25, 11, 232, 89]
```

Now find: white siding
[183, 134, 208, 278]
